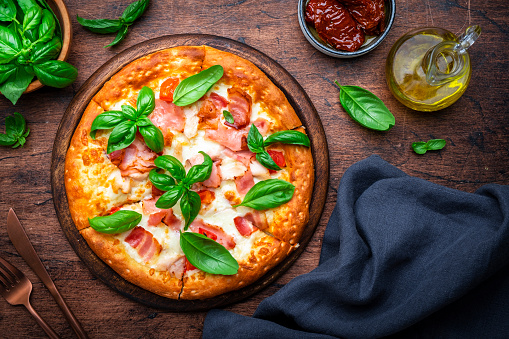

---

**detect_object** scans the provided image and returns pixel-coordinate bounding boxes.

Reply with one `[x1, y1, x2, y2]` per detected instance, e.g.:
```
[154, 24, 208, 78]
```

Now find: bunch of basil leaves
[0, 0, 78, 105]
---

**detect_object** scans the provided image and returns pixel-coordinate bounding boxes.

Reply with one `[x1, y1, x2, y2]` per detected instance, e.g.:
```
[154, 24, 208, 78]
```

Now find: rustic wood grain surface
[0, 0, 508, 338]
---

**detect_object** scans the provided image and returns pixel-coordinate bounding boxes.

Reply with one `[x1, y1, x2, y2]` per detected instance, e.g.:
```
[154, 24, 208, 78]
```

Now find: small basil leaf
[104, 24, 128, 48]
[155, 185, 184, 209]
[121, 104, 137, 120]
[411, 142, 427, 155]
[154, 155, 186, 181]
[223, 110, 234, 124]
[247, 124, 265, 154]
[0, 134, 16, 146]
[185, 151, 213, 186]
[180, 190, 190, 228]
[12, 112, 26, 136]
[37, 9, 55, 43]
[16, 0, 40, 14]
[256, 151, 281, 171]
[136, 86, 155, 117]
[0, 0, 17, 22]
[0, 26, 21, 63]
[0, 66, 33, 105]
[173, 65, 223, 106]
[90, 110, 125, 139]
[120, 0, 150, 23]
[264, 130, 310, 147]
[180, 232, 239, 275]
[22, 6, 42, 32]
[335, 81, 395, 131]
[138, 123, 163, 153]
[426, 139, 446, 150]
[0, 64, 17, 85]
[107, 120, 137, 153]
[149, 169, 176, 191]
[234, 179, 295, 210]
[136, 117, 152, 127]
[76, 16, 122, 33]
[185, 190, 201, 229]
[88, 210, 141, 234]
[33, 60, 78, 88]
[30, 36, 61, 63]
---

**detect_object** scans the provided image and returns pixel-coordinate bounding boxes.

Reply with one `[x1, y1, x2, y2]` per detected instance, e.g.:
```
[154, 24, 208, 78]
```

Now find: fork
[0, 256, 60, 339]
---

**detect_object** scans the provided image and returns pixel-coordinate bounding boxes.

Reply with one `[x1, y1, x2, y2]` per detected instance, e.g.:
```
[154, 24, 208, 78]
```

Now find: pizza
[64, 46, 314, 300]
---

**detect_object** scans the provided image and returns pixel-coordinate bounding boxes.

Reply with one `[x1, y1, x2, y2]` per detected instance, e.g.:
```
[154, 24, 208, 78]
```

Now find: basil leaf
[11, 112, 26, 136]
[0, 63, 16, 85]
[149, 169, 176, 191]
[37, 9, 55, 43]
[120, 0, 149, 23]
[264, 130, 310, 147]
[16, 0, 40, 14]
[104, 24, 128, 48]
[22, 6, 42, 32]
[247, 124, 265, 154]
[90, 110, 124, 139]
[88, 210, 141, 234]
[0, 25, 21, 63]
[32, 60, 78, 88]
[155, 185, 184, 209]
[1, 112, 28, 147]
[76, 16, 122, 33]
[135, 117, 152, 127]
[154, 155, 186, 181]
[185, 151, 213, 186]
[136, 86, 155, 117]
[107, 120, 136, 153]
[139, 123, 163, 153]
[234, 179, 295, 210]
[30, 36, 61, 63]
[121, 104, 137, 120]
[180, 190, 190, 228]
[411, 142, 427, 155]
[180, 232, 238, 275]
[335, 81, 395, 131]
[256, 151, 281, 171]
[223, 110, 234, 124]
[0, 0, 17, 22]
[185, 190, 201, 229]
[0, 133, 16, 146]
[412, 139, 446, 155]
[0, 66, 33, 105]
[173, 65, 224, 106]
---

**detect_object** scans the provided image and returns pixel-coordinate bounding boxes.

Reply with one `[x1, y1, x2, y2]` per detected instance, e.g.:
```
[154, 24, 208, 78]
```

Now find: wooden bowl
[24, 0, 73, 93]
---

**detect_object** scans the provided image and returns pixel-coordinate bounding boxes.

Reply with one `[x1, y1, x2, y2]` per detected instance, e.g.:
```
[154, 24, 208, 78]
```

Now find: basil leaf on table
[412, 139, 446, 155]
[234, 179, 295, 210]
[0, 0, 17, 22]
[335, 81, 395, 131]
[121, 0, 150, 23]
[247, 123, 265, 154]
[104, 24, 128, 48]
[22, 6, 42, 33]
[139, 123, 163, 153]
[0, 66, 34, 105]
[148, 169, 176, 191]
[76, 16, 122, 33]
[0, 112, 30, 148]
[88, 210, 142, 234]
[223, 110, 234, 124]
[155, 185, 185, 209]
[180, 232, 239, 275]
[31, 36, 61, 62]
[173, 65, 224, 106]
[107, 120, 137, 153]
[33, 60, 78, 88]
[256, 151, 281, 171]
[264, 130, 310, 147]
[37, 9, 55, 43]
[136, 86, 155, 117]
[184, 151, 213, 186]
[154, 155, 186, 181]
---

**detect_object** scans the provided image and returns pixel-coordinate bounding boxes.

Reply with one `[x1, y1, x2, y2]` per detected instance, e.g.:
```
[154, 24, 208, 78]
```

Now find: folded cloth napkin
[203, 155, 509, 338]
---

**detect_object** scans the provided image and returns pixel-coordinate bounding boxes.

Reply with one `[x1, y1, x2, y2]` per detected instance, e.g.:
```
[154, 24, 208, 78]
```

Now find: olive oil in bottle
[385, 26, 480, 112]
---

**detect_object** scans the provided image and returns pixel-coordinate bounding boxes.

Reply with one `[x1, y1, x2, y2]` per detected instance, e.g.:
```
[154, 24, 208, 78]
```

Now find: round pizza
[64, 46, 314, 300]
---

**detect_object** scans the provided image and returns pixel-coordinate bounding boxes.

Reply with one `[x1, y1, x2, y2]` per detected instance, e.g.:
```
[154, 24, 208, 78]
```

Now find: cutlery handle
[24, 301, 60, 339]
[48, 285, 88, 339]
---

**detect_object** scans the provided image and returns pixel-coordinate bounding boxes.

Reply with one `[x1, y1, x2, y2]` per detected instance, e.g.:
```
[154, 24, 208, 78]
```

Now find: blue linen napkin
[203, 155, 509, 338]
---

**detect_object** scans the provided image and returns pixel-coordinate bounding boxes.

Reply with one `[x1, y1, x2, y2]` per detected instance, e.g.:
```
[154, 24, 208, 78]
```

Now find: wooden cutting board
[51, 34, 329, 311]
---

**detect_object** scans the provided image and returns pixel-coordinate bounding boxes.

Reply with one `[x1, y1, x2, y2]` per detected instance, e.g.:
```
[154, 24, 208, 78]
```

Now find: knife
[7, 208, 89, 339]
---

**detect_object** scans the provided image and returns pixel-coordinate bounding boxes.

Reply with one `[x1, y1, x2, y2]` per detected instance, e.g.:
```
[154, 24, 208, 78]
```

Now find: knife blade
[7, 208, 88, 339]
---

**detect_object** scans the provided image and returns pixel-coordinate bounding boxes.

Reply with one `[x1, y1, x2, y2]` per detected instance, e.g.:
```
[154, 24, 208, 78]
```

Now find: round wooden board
[51, 34, 329, 311]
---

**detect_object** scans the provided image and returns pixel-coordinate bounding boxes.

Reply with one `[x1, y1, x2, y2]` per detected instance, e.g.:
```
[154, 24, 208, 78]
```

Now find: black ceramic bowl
[298, 0, 396, 58]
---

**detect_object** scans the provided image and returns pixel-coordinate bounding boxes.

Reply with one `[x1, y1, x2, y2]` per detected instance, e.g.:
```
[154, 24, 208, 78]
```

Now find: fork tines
[0, 256, 22, 292]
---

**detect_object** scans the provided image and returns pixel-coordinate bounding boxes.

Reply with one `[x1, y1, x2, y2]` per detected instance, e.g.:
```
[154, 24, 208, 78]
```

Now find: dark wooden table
[1, 0, 508, 338]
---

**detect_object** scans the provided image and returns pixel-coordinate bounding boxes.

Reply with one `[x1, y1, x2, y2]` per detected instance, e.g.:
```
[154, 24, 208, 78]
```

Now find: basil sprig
[334, 81, 395, 131]
[234, 178, 295, 210]
[90, 86, 163, 154]
[0, 0, 77, 105]
[149, 151, 212, 229]
[246, 124, 310, 171]
[88, 210, 142, 234]
[412, 139, 446, 154]
[77, 0, 149, 48]
[223, 110, 234, 124]
[173, 65, 223, 106]
[0, 112, 30, 148]
[180, 231, 239, 275]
